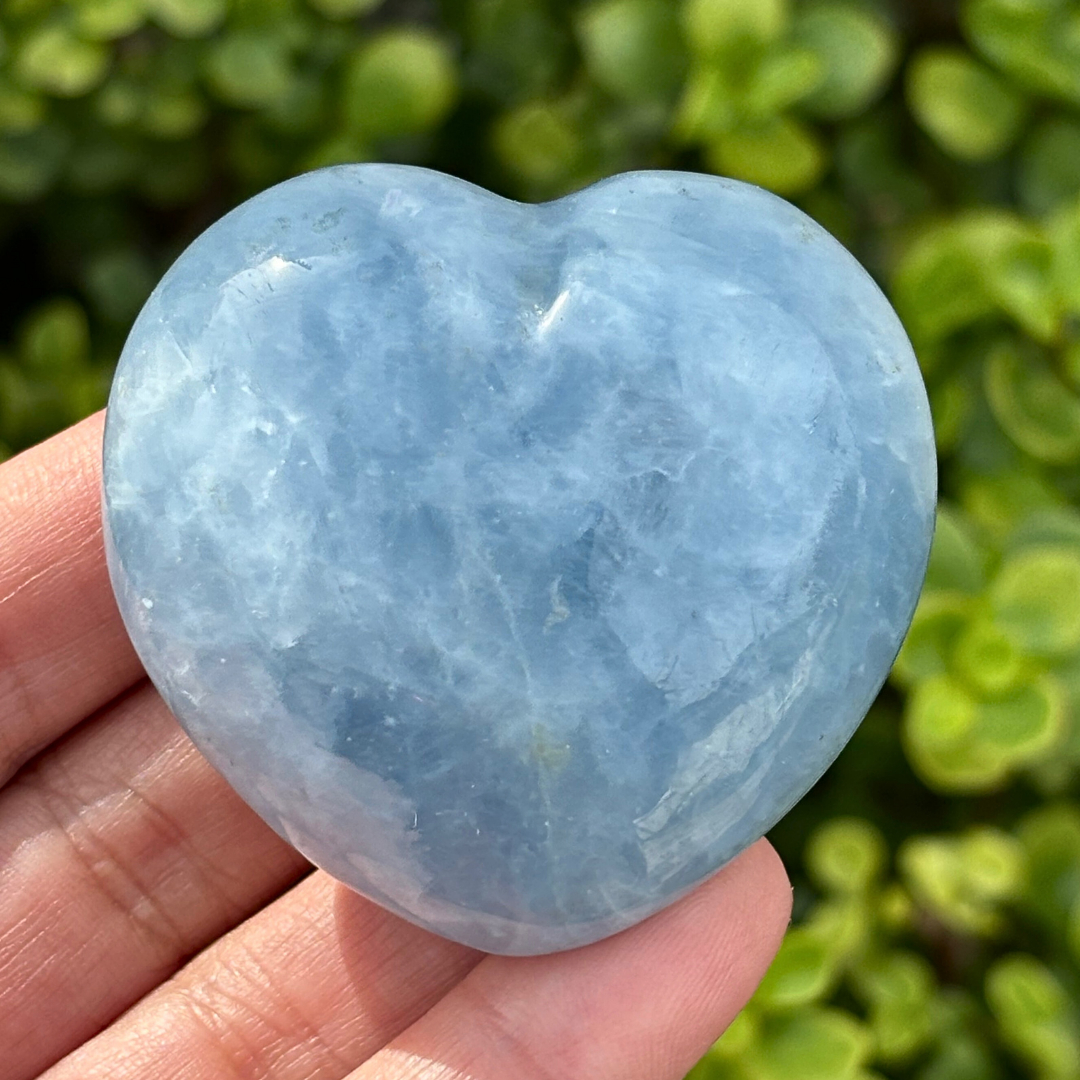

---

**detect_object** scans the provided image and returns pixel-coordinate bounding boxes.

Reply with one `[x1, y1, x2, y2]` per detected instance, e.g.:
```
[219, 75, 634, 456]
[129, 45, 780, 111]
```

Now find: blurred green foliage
[3, 0, 1080, 1076]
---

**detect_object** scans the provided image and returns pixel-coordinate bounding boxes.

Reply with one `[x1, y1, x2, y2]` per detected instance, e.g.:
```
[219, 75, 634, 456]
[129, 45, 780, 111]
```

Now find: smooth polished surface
[103, 165, 935, 954]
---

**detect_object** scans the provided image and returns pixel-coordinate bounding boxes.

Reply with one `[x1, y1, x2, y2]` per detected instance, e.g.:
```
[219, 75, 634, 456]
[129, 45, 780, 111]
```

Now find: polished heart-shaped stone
[103, 165, 935, 954]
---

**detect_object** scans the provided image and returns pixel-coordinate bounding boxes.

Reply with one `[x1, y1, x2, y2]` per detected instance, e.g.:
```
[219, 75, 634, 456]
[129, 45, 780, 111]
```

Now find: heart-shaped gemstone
[103, 165, 935, 954]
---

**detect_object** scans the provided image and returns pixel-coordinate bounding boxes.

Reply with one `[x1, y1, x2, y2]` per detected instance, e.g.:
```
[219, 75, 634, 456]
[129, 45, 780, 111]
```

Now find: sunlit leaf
[794, 1, 897, 119]
[578, 0, 687, 103]
[15, 24, 110, 98]
[681, 0, 788, 59]
[204, 33, 295, 109]
[748, 1008, 872, 1080]
[147, 0, 226, 37]
[342, 29, 457, 137]
[986, 341, 1080, 464]
[806, 817, 887, 894]
[893, 591, 973, 689]
[991, 546, 1080, 655]
[753, 926, 841, 1010]
[306, 0, 383, 18]
[907, 47, 1026, 162]
[706, 114, 825, 194]
[493, 98, 584, 192]
[986, 955, 1080, 1080]
[963, 0, 1080, 106]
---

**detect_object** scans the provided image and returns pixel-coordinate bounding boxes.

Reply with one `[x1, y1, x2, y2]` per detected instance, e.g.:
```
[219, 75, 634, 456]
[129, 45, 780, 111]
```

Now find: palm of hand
[1, 413, 790, 1080]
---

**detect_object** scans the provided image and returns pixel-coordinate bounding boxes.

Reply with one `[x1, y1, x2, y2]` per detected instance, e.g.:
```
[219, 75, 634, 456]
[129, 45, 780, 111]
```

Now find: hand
[1, 412, 791, 1080]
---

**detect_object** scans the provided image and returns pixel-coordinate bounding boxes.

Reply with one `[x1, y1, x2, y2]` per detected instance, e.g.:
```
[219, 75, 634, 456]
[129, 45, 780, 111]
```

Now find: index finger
[0, 412, 143, 784]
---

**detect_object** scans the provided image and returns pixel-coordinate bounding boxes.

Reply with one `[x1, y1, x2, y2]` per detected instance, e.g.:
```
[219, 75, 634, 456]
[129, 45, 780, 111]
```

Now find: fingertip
[744, 837, 794, 935]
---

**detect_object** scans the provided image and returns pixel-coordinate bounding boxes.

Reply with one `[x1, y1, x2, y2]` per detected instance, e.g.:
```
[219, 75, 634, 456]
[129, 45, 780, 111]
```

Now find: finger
[48, 842, 786, 1080]
[0, 683, 311, 1080]
[351, 840, 791, 1080]
[0, 412, 144, 785]
[44, 873, 481, 1080]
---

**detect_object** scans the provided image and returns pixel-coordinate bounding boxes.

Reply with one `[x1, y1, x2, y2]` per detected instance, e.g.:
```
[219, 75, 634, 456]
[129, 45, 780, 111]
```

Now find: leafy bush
[4, 1, 1080, 1076]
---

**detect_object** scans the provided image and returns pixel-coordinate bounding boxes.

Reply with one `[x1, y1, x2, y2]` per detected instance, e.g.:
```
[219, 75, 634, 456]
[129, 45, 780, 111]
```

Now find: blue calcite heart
[103, 164, 935, 954]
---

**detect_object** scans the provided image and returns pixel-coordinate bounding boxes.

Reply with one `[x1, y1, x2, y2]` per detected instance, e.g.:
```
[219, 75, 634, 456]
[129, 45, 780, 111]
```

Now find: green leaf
[991, 546, 1080, 655]
[961, 468, 1064, 544]
[907, 47, 1026, 162]
[924, 505, 988, 595]
[977, 677, 1065, 758]
[806, 895, 872, 959]
[963, 0, 1080, 107]
[985, 954, 1080, 1080]
[900, 828, 1024, 934]
[140, 85, 206, 138]
[0, 125, 68, 200]
[72, 0, 146, 40]
[904, 674, 993, 791]
[953, 618, 1026, 696]
[63, 366, 112, 425]
[806, 817, 887, 893]
[983, 229, 1059, 344]
[262, 74, 325, 136]
[681, 0, 788, 59]
[19, 298, 90, 376]
[205, 33, 295, 109]
[1019, 118, 1080, 217]
[1008, 507, 1080, 554]
[709, 1007, 758, 1059]
[706, 114, 825, 194]
[83, 248, 154, 324]
[742, 45, 822, 117]
[1065, 339, 1080, 391]
[893, 212, 1058, 345]
[493, 99, 584, 191]
[673, 63, 735, 140]
[893, 591, 973, 689]
[985, 341, 1080, 464]
[1018, 804, 1080, 933]
[675, 42, 822, 143]
[963, 826, 1028, 898]
[15, 24, 110, 98]
[342, 29, 457, 138]
[95, 78, 142, 128]
[794, 1, 898, 119]
[1048, 198, 1080, 315]
[753, 926, 841, 1010]
[0, 359, 67, 449]
[852, 950, 936, 1063]
[464, 0, 572, 104]
[748, 1008, 872, 1080]
[877, 883, 915, 932]
[904, 671, 1062, 792]
[0, 78, 44, 134]
[577, 0, 687, 103]
[892, 225, 995, 345]
[147, 0, 227, 37]
[306, 0, 383, 18]
[299, 131, 367, 172]
[917, 1019, 1005, 1080]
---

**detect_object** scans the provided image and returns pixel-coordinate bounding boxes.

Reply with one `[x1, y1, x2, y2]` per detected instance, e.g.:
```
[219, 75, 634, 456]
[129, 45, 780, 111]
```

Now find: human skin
[0, 410, 792, 1080]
